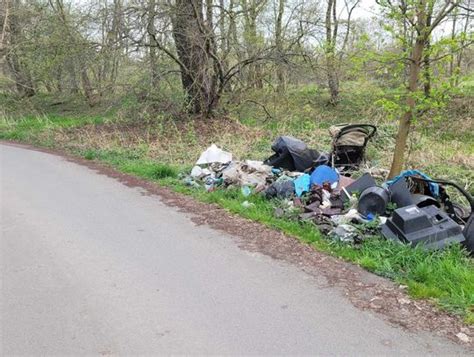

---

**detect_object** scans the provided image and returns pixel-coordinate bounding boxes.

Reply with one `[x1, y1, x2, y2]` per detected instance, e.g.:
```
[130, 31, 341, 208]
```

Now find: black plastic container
[357, 186, 389, 217]
[381, 205, 465, 250]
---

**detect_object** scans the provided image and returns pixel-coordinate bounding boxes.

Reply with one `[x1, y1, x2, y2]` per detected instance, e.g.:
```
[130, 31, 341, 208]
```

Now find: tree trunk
[275, 0, 285, 92]
[326, 55, 339, 104]
[242, 0, 264, 89]
[422, 6, 432, 97]
[66, 59, 79, 94]
[172, 0, 217, 116]
[50, 0, 81, 95]
[449, 9, 457, 85]
[148, 0, 160, 90]
[108, 0, 122, 92]
[6, 0, 35, 97]
[423, 41, 431, 97]
[218, 0, 226, 53]
[217, 0, 233, 92]
[55, 65, 63, 93]
[0, 0, 9, 56]
[388, 36, 425, 178]
[325, 0, 339, 105]
[454, 10, 470, 87]
[81, 68, 97, 107]
[451, 9, 469, 87]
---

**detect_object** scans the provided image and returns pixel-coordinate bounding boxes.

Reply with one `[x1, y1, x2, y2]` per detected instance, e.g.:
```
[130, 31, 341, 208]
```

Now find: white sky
[352, 0, 378, 19]
[349, 0, 469, 38]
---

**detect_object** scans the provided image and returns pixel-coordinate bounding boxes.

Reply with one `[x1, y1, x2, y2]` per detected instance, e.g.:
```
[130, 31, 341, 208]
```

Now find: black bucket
[358, 186, 389, 217]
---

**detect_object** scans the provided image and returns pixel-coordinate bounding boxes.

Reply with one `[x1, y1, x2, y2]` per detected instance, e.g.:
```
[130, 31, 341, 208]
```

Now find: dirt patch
[2, 140, 473, 348]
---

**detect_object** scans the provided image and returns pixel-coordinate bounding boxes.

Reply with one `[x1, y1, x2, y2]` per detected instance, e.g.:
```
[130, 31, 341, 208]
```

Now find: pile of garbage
[184, 125, 473, 253]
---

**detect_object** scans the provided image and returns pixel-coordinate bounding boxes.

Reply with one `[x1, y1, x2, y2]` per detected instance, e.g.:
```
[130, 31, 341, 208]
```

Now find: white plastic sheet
[190, 166, 212, 179]
[196, 144, 232, 165]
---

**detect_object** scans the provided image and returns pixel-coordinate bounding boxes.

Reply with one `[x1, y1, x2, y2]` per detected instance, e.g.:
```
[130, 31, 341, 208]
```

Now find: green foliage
[0, 114, 103, 142]
[121, 161, 179, 179]
[83, 149, 96, 160]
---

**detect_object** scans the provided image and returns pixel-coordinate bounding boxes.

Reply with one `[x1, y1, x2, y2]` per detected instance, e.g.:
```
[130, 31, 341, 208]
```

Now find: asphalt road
[1, 143, 469, 355]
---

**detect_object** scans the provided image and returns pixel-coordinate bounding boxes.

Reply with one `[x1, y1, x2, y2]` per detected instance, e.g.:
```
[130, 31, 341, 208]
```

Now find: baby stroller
[329, 124, 377, 171]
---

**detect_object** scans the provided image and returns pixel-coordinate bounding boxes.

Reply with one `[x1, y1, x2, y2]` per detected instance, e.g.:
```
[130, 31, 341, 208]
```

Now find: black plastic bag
[264, 136, 328, 172]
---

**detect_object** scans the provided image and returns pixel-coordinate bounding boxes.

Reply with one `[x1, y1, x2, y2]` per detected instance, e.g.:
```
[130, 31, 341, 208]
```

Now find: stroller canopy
[329, 124, 377, 147]
[329, 124, 377, 170]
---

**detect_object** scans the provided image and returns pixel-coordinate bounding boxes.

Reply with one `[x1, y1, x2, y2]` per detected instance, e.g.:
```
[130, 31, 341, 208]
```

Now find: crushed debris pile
[183, 124, 474, 253]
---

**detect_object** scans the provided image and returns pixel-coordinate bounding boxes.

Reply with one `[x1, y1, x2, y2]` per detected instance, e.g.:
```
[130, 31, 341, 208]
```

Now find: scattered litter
[331, 224, 360, 243]
[190, 165, 203, 178]
[242, 201, 255, 208]
[357, 186, 389, 217]
[241, 186, 252, 197]
[188, 128, 473, 252]
[265, 180, 295, 199]
[385, 170, 439, 198]
[331, 209, 367, 225]
[310, 165, 339, 186]
[397, 297, 411, 305]
[381, 205, 465, 250]
[301, 184, 343, 217]
[364, 167, 389, 179]
[204, 177, 223, 191]
[464, 215, 474, 253]
[264, 136, 328, 172]
[191, 165, 212, 179]
[412, 194, 440, 208]
[388, 178, 414, 209]
[456, 332, 471, 343]
[183, 176, 200, 188]
[244, 160, 272, 173]
[294, 174, 311, 197]
[338, 175, 355, 189]
[273, 199, 301, 220]
[222, 161, 269, 191]
[342, 173, 377, 201]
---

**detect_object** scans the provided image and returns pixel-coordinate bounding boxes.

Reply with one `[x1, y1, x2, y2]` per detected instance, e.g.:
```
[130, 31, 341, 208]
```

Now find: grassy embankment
[1, 82, 473, 323]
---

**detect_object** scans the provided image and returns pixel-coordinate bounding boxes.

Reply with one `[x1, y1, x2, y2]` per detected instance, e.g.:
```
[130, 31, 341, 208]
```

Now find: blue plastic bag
[294, 174, 311, 197]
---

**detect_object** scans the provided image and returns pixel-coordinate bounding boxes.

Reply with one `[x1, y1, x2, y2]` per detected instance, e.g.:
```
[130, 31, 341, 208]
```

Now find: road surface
[1, 143, 469, 355]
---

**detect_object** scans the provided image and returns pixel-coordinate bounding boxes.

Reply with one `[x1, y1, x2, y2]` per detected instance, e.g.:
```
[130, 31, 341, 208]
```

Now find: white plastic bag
[196, 144, 232, 165]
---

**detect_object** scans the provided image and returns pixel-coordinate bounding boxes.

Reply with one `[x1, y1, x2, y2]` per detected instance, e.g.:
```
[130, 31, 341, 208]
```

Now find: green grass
[0, 115, 104, 142]
[1, 86, 473, 324]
